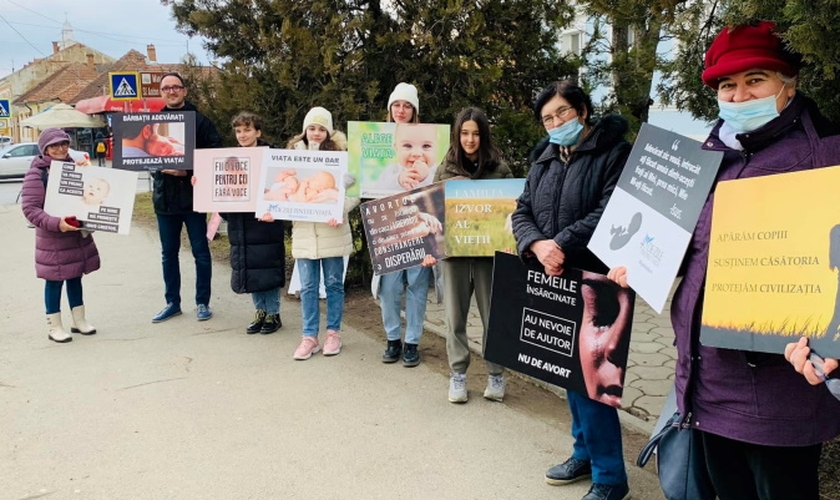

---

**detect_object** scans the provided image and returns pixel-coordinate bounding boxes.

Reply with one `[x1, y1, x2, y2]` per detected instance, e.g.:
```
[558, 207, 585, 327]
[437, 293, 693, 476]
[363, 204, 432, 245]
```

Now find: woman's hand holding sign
[530, 239, 565, 275]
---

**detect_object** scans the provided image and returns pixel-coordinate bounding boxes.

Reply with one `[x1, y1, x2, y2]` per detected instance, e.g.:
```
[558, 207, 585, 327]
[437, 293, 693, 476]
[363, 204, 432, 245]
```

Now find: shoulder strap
[635, 412, 682, 467]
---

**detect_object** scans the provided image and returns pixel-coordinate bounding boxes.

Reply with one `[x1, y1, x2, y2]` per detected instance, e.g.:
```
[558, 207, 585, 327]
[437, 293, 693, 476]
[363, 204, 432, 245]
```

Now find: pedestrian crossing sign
[0, 99, 10, 118]
[110, 72, 141, 101]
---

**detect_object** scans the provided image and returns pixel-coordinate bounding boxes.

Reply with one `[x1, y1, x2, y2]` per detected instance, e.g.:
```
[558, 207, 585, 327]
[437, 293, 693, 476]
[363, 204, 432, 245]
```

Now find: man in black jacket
[151, 72, 222, 323]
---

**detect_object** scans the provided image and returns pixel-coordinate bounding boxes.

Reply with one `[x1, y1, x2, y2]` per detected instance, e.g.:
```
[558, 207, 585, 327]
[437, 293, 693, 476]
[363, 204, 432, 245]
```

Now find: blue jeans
[252, 287, 281, 315]
[379, 266, 430, 345]
[156, 212, 212, 306]
[298, 257, 344, 337]
[568, 391, 627, 485]
[44, 277, 83, 314]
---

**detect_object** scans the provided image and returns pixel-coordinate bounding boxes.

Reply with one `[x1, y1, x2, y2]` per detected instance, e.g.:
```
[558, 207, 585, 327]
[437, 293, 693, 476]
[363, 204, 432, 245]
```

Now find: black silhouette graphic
[609, 212, 643, 250]
[827, 225, 840, 341]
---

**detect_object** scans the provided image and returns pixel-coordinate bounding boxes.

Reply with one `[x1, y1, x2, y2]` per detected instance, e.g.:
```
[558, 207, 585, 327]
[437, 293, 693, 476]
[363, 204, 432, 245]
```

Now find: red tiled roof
[14, 62, 100, 105]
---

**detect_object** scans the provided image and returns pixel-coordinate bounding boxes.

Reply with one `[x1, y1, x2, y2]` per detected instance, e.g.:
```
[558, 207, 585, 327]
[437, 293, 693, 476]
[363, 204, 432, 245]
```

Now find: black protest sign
[112, 111, 196, 171]
[485, 252, 635, 407]
[360, 183, 445, 275]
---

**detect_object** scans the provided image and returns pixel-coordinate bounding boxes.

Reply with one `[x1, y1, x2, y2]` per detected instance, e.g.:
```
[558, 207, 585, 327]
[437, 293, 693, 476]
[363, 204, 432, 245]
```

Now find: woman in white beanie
[287, 106, 347, 151]
[282, 107, 359, 360]
[375, 82, 433, 368]
[387, 83, 420, 124]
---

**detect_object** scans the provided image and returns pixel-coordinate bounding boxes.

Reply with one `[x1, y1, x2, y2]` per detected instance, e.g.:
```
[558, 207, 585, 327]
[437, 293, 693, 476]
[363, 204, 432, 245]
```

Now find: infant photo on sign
[44, 162, 138, 235]
[255, 148, 348, 223]
[350, 122, 450, 199]
[264, 168, 339, 204]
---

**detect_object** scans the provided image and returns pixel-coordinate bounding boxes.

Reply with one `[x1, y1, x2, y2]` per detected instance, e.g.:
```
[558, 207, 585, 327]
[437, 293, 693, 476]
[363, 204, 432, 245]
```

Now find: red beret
[702, 21, 801, 88]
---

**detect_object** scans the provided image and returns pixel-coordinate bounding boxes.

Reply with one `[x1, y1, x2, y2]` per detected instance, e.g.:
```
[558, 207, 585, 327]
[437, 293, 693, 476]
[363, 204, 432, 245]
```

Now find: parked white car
[0, 142, 90, 179]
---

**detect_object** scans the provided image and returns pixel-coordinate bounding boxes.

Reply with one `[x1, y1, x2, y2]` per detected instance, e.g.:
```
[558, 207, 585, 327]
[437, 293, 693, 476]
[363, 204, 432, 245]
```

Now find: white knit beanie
[388, 83, 419, 113]
[302, 107, 334, 135]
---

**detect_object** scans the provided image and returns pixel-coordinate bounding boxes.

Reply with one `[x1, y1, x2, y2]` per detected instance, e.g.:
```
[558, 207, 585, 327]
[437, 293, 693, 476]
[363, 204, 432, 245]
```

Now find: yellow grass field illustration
[445, 198, 517, 257]
[701, 165, 840, 354]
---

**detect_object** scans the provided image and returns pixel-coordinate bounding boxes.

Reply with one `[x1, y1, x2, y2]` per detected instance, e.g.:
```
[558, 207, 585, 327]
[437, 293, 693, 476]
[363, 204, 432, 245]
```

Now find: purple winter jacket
[672, 94, 840, 447]
[20, 155, 100, 281]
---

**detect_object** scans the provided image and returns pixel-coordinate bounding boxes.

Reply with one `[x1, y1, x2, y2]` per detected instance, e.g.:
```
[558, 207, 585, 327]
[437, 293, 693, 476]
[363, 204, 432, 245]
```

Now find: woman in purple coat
[21, 128, 100, 343]
[610, 22, 840, 499]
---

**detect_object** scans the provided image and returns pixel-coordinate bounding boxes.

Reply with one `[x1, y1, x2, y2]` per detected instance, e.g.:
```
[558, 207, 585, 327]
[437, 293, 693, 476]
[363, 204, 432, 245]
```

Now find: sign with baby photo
[43, 161, 139, 235]
[254, 148, 348, 223]
[485, 252, 635, 407]
[347, 121, 449, 199]
[360, 182, 446, 275]
[111, 111, 196, 171]
[444, 179, 525, 257]
[192, 148, 265, 212]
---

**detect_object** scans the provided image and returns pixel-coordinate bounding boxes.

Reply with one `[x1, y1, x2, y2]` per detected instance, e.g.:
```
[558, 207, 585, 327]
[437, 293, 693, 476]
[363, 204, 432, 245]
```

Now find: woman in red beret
[612, 21, 840, 499]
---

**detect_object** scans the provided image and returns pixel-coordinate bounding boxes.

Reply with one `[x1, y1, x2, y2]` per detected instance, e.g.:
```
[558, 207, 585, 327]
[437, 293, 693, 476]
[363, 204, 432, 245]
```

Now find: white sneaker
[483, 374, 505, 402]
[448, 373, 468, 403]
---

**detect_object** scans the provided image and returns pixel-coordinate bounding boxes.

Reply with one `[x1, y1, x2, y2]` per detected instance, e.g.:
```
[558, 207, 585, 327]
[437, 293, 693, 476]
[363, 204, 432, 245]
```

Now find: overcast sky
[0, 0, 214, 78]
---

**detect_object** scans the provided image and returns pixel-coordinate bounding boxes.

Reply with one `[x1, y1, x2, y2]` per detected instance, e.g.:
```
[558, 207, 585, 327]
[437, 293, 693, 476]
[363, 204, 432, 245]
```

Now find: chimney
[146, 44, 157, 62]
[86, 53, 95, 70]
[52, 41, 59, 54]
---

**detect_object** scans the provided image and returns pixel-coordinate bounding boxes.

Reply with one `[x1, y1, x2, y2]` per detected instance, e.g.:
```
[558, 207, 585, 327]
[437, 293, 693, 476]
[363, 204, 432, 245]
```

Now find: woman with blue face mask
[676, 21, 840, 500]
[607, 21, 840, 500]
[512, 81, 632, 500]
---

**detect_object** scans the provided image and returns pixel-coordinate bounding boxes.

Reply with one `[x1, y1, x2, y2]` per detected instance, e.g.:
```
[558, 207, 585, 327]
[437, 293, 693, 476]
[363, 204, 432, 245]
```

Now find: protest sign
[588, 124, 722, 313]
[112, 111, 195, 171]
[347, 121, 449, 199]
[43, 161, 138, 235]
[255, 148, 347, 223]
[702, 166, 840, 357]
[444, 179, 525, 256]
[193, 148, 264, 212]
[485, 252, 635, 407]
[360, 182, 445, 275]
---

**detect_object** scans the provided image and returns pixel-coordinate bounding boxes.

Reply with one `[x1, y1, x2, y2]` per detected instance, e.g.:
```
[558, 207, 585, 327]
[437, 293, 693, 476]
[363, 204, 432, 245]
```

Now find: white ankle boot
[47, 313, 72, 343]
[70, 305, 96, 335]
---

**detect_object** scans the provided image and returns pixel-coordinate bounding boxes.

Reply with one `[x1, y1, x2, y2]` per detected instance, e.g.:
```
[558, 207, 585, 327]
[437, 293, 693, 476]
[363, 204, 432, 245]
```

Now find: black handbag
[636, 411, 716, 500]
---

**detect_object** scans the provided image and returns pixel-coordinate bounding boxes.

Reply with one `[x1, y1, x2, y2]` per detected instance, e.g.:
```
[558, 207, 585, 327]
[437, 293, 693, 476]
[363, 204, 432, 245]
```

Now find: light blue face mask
[717, 87, 785, 134]
[548, 118, 584, 146]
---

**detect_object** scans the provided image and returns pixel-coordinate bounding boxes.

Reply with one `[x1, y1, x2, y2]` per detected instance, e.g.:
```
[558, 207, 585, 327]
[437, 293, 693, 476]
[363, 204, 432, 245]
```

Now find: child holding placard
[424, 107, 512, 402]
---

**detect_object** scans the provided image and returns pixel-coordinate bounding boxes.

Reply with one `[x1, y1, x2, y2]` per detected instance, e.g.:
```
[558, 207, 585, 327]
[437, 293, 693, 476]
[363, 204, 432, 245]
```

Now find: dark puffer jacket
[152, 101, 222, 214]
[222, 213, 286, 294]
[512, 114, 630, 273]
[21, 155, 100, 281]
[222, 139, 286, 294]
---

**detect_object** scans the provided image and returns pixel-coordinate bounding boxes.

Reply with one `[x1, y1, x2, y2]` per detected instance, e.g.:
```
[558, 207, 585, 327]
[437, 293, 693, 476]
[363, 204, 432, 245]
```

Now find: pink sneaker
[323, 330, 342, 356]
[293, 336, 320, 360]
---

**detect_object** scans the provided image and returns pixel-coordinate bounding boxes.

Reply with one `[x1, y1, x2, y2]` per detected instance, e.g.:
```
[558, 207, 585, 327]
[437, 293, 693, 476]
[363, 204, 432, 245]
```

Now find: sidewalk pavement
[0, 203, 665, 499]
[72, 159, 677, 428]
[422, 281, 677, 434]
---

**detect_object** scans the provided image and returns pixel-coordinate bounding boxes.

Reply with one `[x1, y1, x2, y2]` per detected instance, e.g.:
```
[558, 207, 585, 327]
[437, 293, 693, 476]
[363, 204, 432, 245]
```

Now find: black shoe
[545, 457, 592, 485]
[582, 482, 630, 500]
[260, 313, 281, 334]
[382, 339, 402, 363]
[246, 310, 266, 334]
[402, 343, 420, 367]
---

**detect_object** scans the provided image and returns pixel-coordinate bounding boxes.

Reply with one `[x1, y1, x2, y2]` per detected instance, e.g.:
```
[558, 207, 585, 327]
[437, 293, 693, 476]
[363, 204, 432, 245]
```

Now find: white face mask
[717, 85, 786, 134]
